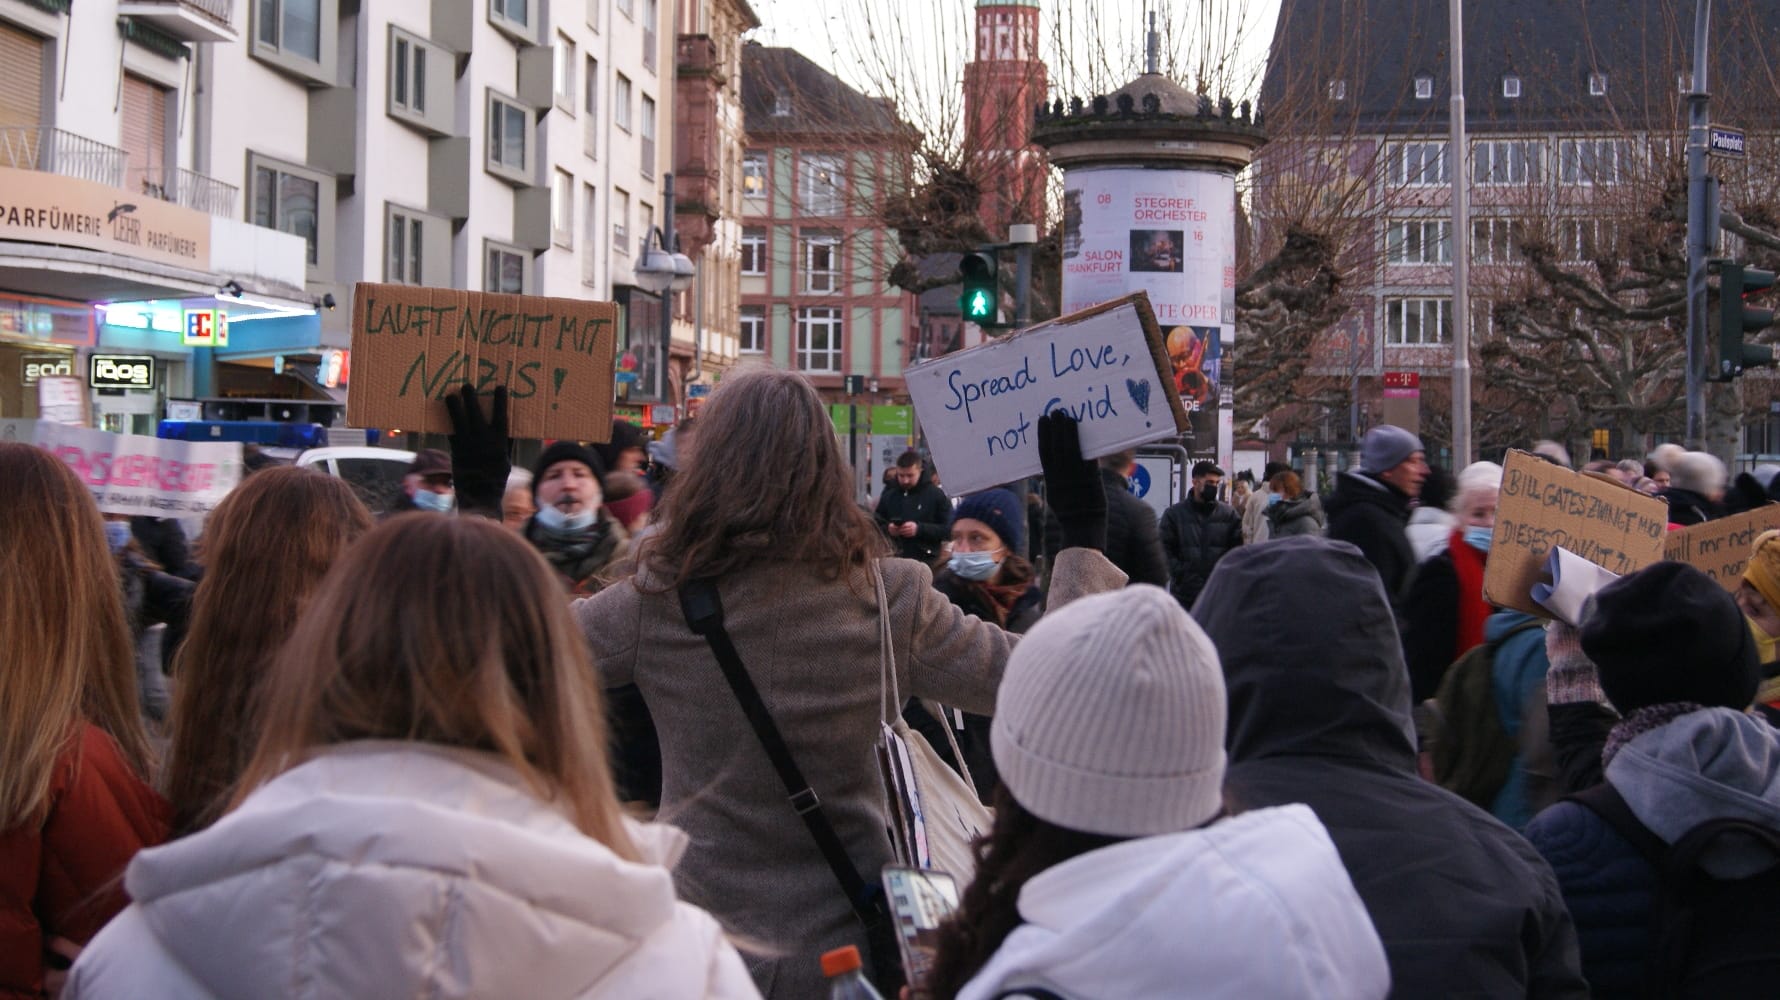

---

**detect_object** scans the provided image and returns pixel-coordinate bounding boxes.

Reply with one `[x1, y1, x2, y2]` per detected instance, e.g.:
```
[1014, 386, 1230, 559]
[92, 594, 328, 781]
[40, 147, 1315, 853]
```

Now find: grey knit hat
[991, 584, 1226, 837]
[1359, 425, 1424, 475]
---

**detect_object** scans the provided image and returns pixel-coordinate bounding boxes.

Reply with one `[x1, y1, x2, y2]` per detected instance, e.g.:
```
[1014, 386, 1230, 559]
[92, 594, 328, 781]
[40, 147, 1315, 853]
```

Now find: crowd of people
[6, 367, 1780, 998]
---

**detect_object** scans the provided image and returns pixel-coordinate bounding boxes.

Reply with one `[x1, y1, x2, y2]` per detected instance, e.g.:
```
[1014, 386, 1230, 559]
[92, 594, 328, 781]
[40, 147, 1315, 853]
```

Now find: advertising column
[1060, 167, 1237, 469]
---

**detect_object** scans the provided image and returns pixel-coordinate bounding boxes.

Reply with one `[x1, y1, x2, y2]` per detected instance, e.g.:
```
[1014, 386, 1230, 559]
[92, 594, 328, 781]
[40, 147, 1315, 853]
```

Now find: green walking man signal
[958, 250, 1011, 328]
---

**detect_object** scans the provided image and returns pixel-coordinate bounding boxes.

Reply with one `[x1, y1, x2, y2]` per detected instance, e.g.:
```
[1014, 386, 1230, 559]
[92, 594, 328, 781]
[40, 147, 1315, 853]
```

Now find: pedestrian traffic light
[1718, 262, 1777, 379]
[959, 251, 998, 324]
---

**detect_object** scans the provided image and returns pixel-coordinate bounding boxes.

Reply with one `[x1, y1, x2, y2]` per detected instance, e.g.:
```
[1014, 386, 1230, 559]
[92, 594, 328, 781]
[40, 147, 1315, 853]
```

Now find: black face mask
[1199, 483, 1220, 503]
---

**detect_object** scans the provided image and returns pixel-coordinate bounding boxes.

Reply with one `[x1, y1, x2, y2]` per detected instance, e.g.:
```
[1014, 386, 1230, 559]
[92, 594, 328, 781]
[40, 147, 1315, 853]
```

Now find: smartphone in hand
[882, 866, 961, 986]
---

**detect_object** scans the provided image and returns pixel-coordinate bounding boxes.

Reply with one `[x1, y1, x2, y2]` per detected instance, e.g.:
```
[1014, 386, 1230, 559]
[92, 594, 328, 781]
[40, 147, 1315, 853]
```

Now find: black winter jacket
[874, 473, 952, 563]
[1194, 537, 1588, 999]
[1326, 471, 1417, 611]
[1158, 495, 1241, 608]
[1655, 485, 1718, 527]
[1097, 468, 1169, 587]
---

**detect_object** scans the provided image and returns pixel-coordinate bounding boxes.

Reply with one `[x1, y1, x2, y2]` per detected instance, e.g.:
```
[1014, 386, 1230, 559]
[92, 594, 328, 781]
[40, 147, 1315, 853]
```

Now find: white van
[295, 446, 416, 515]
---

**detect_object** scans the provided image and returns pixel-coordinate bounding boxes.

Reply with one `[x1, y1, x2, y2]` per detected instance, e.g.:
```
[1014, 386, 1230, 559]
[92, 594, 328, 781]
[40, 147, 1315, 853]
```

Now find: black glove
[1037, 412, 1106, 552]
[444, 385, 510, 519]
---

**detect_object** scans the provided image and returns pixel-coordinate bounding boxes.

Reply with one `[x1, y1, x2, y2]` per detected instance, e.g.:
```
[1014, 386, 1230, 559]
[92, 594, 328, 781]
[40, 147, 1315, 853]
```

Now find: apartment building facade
[738, 43, 916, 415]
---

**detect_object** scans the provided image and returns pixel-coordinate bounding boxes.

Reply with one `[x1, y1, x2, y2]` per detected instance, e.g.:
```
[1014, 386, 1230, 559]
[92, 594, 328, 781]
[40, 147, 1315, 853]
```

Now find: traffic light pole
[1685, 0, 1712, 450]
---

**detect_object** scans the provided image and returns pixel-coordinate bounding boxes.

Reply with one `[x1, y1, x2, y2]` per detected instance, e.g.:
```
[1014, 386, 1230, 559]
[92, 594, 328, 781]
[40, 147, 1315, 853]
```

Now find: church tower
[962, 0, 1048, 236]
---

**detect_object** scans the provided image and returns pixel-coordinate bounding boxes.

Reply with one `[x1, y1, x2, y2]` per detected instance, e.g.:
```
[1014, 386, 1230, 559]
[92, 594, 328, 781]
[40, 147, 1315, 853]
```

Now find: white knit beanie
[1670, 451, 1727, 496]
[991, 585, 1226, 837]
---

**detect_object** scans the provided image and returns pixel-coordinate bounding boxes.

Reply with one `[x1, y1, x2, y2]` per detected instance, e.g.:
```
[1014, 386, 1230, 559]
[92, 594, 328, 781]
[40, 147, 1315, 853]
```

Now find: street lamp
[632, 173, 695, 406]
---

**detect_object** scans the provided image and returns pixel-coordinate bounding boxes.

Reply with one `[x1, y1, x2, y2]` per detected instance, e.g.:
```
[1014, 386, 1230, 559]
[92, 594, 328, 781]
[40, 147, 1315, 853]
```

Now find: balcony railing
[0, 127, 127, 187]
[116, 0, 238, 43]
[131, 165, 239, 218]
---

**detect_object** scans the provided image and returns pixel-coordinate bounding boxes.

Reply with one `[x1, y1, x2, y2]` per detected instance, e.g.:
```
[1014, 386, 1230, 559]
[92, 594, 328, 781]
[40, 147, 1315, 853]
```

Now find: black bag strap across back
[677, 578, 878, 917]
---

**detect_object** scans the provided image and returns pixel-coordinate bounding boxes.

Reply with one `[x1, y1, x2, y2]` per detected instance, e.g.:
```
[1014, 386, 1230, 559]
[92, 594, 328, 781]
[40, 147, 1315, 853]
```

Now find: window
[490, 0, 530, 33]
[618, 0, 633, 16]
[1385, 298, 1451, 346]
[1558, 218, 1616, 261]
[642, 0, 657, 71]
[553, 34, 576, 112]
[386, 29, 450, 134]
[582, 182, 599, 285]
[552, 169, 573, 247]
[1327, 79, 1347, 100]
[486, 91, 532, 181]
[1559, 138, 1633, 185]
[583, 55, 599, 158]
[249, 154, 330, 277]
[1472, 217, 1524, 264]
[254, 0, 327, 78]
[742, 152, 767, 197]
[386, 208, 424, 284]
[640, 94, 656, 177]
[1385, 219, 1450, 264]
[802, 233, 841, 292]
[772, 91, 791, 116]
[1414, 75, 1433, 100]
[739, 304, 765, 353]
[1473, 139, 1542, 185]
[797, 306, 843, 371]
[613, 188, 629, 252]
[615, 73, 632, 131]
[1502, 75, 1521, 98]
[1390, 141, 1449, 186]
[1589, 72, 1608, 96]
[641, 202, 654, 249]
[392, 36, 422, 112]
[798, 153, 844, 216]
[741, 227, 766, 275]
[485, 241, 529, 293]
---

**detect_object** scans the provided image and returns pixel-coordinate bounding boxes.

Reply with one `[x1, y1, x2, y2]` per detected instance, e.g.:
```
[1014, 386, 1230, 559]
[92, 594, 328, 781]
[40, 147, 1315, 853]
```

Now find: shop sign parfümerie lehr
[0, 167, 211, 271]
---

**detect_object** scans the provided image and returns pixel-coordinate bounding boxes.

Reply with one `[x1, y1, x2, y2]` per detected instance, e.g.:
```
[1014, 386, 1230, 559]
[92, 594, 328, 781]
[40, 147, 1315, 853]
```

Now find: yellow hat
[1744, 529, 1780, 612]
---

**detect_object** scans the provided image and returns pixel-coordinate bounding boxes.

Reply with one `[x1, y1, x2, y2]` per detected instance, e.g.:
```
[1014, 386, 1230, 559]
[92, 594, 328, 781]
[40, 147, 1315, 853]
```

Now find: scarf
[1448, 529, 1491, 656]
[527, 517, 620, 594]
[1601, 702, 1709, 768]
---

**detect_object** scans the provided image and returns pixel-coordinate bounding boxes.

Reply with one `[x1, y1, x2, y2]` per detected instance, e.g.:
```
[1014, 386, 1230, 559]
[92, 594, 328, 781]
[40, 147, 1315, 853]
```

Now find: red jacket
[0, 724, 168, 998]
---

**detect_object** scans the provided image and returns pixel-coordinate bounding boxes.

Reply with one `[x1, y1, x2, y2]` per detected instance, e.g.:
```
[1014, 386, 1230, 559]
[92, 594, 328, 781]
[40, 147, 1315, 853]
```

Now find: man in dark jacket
[874, 450, 951, 563]
[1158, 461, 1241, 609]
[1524, 563, 1779, 998]
[1326, 424, 1427, 611]
[1194, 537, 1588, 997]
[1098, 451, 1168, 587]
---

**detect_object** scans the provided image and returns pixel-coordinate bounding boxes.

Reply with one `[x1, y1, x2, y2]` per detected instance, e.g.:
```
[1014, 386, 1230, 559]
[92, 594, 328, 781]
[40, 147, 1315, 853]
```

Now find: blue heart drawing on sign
[1126, 377, 1152, 415]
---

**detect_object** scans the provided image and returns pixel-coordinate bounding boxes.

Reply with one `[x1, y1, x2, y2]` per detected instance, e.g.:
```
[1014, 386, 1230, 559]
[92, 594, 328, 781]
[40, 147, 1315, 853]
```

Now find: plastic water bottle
[822, 945, 885, 999]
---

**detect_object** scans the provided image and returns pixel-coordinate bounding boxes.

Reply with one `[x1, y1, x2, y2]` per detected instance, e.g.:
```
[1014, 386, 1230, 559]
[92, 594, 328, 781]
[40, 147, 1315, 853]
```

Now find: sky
[744, 0, 1284, 143]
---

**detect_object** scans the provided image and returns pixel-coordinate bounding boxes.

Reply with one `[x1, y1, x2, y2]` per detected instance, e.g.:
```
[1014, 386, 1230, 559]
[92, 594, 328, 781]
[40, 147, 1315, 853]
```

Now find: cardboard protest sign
[1664, 504, 1780, 591]
[347, 283, 617, 441]
[903, 293, 1188, 496]
[37, 421, 242, 517]
[1483, 449, 1670, 616]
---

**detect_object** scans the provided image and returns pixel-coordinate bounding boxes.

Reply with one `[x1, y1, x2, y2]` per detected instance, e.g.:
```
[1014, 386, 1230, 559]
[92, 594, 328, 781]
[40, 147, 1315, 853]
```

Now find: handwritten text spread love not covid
[905, 293, 1187, 496]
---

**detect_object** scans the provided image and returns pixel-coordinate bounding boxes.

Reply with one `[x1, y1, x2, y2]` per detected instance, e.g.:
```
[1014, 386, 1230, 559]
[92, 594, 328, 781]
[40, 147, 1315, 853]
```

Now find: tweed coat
[574, 548, 1125, 998]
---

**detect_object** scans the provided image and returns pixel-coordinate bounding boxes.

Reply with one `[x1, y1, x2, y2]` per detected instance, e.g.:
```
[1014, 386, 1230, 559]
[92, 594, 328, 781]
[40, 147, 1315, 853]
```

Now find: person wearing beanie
[521, 441, 629, 596]
[1240, 460, 1293, 544]
[924, 585, 1389, 1000]
[1096, 452, 1170, 586]
[1657, 450, 1727, 527]
[390, 448, 455, 515]
[1525, 562, 1780, 996]
[1739, 531, 1780, 722]
[1194, 537, 1587, 997]
[1325, 426, 1428, 614]
[1158, 461, 1242, 610]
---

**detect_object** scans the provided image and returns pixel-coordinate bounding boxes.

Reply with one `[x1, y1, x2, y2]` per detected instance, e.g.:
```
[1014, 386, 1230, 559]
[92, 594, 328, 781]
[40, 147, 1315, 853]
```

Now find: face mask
[1266, 492, 1283, 507]
[1463, 525, 1494, 553]
[104, 521, 132, 554]
[1751, 618, 1780, 665]
[948, 550, 1002, 581]
[1199, 484, 1220, 503]
[535, 502, 596, 533]
[411, 489, 455, 514]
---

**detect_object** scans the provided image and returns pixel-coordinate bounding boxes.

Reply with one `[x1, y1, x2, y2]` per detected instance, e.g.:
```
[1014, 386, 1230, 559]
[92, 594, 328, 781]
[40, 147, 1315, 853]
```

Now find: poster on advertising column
[1060, 167, 1236, 468]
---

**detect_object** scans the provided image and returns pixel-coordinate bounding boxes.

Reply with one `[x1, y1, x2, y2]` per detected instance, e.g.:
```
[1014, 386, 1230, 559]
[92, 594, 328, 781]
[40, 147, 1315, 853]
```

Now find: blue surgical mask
[1266, 492, 1283, 507]
[1463, 525, 1494, 553]
[411, 489, 455, 514]
[535, 502, 596, 533]
[104, 521, 132, 554]
[948, 550, 1002, 581]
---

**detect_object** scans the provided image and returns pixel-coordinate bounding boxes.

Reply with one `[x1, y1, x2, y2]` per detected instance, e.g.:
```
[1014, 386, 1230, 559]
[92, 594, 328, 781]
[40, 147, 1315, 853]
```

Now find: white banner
[1060, 167, 1236, 468]
[37, 422, 243, 517]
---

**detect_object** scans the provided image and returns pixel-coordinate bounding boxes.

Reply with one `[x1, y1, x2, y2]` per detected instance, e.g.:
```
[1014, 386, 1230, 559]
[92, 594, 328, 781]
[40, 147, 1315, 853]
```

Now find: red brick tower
[962, 0, 1048, 236]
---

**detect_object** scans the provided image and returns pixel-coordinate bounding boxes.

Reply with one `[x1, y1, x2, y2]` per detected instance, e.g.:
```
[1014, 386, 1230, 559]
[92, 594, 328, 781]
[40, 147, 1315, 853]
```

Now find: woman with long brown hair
[0, 443, 166, 997]
[572, 365, 1127, 997]
[161, 465, 373, 836]
[67, 516, 758, 998]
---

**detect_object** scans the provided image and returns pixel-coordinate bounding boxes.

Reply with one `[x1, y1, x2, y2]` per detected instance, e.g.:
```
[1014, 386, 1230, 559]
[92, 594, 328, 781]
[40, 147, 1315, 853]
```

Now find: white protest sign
[37, 421, 243, 517]
[904, 293, 1188, 496]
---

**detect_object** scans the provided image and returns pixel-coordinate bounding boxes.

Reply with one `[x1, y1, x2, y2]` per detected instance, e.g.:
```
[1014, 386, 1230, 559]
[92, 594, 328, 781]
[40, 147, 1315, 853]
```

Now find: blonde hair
[163, 467, 374, 835]
[0, 444, 151, 825]
[230, 515, 638, 859]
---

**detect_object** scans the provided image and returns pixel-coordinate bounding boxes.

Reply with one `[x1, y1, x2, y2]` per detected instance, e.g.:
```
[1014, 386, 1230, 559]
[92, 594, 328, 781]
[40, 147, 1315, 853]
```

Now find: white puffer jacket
[66, 743, 760, 999]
